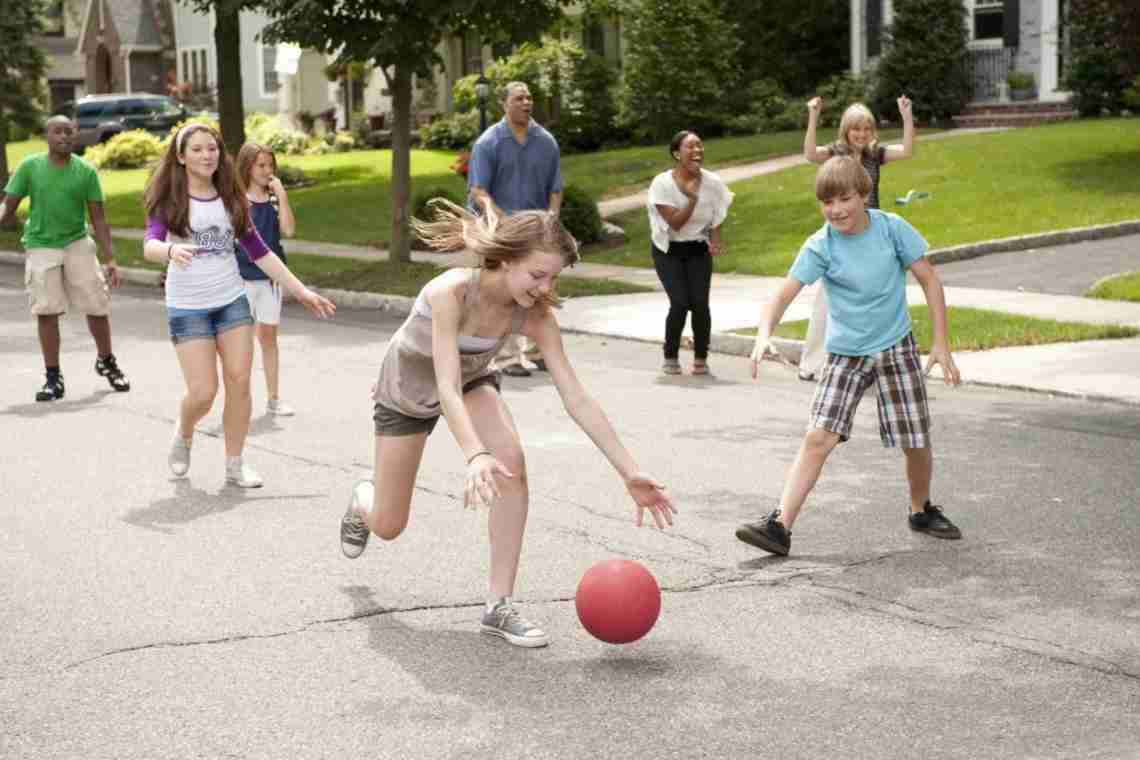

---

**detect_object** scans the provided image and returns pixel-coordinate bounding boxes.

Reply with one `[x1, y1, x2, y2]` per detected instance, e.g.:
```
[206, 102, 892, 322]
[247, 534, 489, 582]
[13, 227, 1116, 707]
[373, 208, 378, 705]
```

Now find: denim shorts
[168, 295, 255, 344]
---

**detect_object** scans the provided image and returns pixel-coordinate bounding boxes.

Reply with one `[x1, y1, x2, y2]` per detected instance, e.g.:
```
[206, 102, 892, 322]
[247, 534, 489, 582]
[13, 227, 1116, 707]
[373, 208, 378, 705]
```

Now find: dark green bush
[419, 110, 481, 150]
[871, 0, 971, 122]
[559, 184, 602, 245]
[557, 52, 624, 151]
[1064, 0, 1140, 115]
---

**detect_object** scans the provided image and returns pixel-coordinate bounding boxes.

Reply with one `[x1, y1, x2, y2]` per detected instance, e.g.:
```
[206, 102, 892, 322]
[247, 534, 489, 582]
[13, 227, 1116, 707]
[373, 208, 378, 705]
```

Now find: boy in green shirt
[1, 115, 130, 401]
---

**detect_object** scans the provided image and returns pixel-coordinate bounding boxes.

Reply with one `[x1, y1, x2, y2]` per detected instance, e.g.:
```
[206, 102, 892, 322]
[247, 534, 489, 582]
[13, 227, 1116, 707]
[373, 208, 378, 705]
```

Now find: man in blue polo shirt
[468, 80, 564, 376]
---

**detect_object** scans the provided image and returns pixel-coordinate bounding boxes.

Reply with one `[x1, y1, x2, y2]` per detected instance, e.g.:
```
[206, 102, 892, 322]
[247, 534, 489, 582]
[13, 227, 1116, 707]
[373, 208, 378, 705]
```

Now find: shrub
[247, 116, 310, 155]
[412, 185, 467, 224]
[1007, 71, 1036, 90]
[419, 110, 481, 149]
[1064, 0, 1140, 115]
[559, 184, 602, 245]
[619, 0, 743, 141]
[871, 0, 971, 122]
[274, 164, 312, 188]
[557, 52, 623, 151]
[813, 73, 874, 127]
[332, 131, 356, 152]
[452, 38, 581, 125]
[85, 129, 164, 169]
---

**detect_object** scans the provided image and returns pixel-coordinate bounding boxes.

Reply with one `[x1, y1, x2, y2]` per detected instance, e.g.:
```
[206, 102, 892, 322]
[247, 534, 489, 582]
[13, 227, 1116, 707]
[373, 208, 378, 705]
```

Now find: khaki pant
[25, 237, 111, 316]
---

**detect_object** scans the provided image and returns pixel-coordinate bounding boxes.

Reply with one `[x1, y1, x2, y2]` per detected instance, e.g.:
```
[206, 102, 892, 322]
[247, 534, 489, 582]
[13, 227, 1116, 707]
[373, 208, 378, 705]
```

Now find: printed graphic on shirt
[193, 225, 235, 257]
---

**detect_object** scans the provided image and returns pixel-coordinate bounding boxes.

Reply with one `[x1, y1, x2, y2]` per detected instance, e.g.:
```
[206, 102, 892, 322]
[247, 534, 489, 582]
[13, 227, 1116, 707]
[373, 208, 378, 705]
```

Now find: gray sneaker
[225, 458, 263, 488]
[481, 598, 550, 648]
[169, 422, 191, 477]
[340, 479, 373, 559]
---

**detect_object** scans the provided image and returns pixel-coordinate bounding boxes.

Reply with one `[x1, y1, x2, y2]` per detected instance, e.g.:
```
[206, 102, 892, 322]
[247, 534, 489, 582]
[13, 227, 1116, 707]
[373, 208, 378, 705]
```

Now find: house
[37, 1, 89, 113]
[850, 0, 1069, 103]
[75, 0, 176, 97]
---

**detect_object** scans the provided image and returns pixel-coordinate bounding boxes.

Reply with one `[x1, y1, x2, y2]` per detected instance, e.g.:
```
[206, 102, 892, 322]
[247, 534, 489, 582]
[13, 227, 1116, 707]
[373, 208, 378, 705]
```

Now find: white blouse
[646, 168, 734, 252]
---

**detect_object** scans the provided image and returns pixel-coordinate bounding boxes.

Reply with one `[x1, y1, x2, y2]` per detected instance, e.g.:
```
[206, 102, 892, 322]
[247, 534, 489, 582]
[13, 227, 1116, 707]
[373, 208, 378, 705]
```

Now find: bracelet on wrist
[166, 242, 174, 262]
[466, 450, 492, 466]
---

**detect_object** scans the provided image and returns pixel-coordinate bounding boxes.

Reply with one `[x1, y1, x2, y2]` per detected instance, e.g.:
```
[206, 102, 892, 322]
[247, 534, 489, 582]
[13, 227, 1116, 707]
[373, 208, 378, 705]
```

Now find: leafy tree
[0, 0, 48, 191]
[720, 0, 850, 98]
[619, 0, 742, 142]
[871, 0, 971, 122]
[258, 0, 570, 263]
[1064, 0, 1140, 115]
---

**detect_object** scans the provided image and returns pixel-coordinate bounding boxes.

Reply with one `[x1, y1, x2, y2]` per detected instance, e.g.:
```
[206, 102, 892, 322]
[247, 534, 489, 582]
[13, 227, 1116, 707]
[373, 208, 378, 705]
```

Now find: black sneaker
[95, 354, 130, 392]
[735, 509, 792, 556]
[35, 373, 65, 402]
[909, 501, 962, 539]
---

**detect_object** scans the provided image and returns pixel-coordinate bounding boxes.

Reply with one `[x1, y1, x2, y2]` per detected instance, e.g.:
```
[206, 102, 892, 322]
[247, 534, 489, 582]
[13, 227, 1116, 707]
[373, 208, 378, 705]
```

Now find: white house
[850, 0, 1069, 103]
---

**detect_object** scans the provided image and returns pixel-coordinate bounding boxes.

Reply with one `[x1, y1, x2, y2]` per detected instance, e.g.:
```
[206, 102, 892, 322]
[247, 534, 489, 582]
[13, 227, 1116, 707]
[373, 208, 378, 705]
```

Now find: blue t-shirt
[467, 118, 563, 214]
[789, 209, 928, 356]
[237, 198, 285, 281]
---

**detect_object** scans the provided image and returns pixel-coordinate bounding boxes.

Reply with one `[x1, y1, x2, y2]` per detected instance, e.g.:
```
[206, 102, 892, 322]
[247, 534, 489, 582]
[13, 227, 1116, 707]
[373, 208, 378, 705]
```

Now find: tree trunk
[389, 65, 414, 264]
[0, 115, 9, 191]
[214, 2, 245, 156]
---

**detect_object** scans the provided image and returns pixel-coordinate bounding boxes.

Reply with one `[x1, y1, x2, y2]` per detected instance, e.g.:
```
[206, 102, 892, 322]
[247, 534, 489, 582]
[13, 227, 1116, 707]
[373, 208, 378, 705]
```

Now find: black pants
[652, 241, 712, 360]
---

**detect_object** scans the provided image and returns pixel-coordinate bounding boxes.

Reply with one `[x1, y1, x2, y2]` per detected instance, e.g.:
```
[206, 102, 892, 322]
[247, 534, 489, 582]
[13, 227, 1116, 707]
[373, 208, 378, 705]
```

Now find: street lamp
[475, 71, 490, 133]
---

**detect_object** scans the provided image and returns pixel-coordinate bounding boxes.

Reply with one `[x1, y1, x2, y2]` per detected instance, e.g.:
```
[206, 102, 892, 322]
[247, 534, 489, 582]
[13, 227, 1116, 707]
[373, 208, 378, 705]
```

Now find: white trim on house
[178, 45, 211, 90]
[850, 0, 864, 73]
[1038, 0, 1067, 101]
[75, 0, 97, 53]
[123, 49, 131, 93]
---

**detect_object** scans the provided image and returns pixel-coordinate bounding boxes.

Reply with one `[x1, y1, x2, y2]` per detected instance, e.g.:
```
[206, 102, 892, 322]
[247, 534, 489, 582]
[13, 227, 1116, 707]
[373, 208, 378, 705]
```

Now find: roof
[107, 0, 163, 47]
[40, 35, 86, 81]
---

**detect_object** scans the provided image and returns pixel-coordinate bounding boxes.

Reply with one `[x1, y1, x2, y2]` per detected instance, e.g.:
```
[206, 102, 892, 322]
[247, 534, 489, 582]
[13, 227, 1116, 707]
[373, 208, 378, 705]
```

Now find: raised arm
[527, 309, 676, 528]
[908, 258, 959, 385]
[268, 176, 296, 237]
[884, 95, 915, 163]
[750, 276, 805, 379]
[803, 97, 832, 164]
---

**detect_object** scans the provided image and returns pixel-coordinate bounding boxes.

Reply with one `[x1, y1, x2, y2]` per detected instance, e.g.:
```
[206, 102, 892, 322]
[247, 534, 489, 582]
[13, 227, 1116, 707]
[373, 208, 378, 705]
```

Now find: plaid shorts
[809, 333, 931, 448]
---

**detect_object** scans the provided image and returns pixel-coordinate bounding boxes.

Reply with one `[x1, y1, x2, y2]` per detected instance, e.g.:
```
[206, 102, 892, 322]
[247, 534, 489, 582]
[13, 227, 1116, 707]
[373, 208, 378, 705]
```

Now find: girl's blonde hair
[235, 142, 276, 194]
[836, 103, 880, 156]
[413, 199, 580, 308]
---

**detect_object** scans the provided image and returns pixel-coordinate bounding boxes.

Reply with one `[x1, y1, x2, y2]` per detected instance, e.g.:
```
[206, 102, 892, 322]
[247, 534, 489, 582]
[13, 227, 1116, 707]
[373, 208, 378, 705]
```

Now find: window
[973, 0, 1004, 40]
[461, 28, 483, 76]
[180, 47, 210, 91]
[261, 45, 279, 97]
[43, 1, 65, 36]
[583, 17, 606, 57]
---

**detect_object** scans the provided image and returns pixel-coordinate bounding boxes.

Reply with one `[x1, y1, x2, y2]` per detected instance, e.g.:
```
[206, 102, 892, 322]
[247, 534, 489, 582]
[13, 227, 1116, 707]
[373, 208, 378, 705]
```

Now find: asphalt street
[1, 266, 1138, 759]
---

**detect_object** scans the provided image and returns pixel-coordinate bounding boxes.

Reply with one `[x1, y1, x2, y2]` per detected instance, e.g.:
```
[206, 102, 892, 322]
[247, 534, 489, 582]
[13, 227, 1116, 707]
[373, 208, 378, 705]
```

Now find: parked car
[62, 93, 188, 152]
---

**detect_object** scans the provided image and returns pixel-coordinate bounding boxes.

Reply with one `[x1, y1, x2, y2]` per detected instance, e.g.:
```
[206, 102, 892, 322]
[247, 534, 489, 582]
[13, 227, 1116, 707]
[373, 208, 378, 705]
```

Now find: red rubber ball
[575, 559, 661, 644]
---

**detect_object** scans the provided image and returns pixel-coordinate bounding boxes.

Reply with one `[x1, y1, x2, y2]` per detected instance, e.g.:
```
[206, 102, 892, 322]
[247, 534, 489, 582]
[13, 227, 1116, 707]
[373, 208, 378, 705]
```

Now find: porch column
[850, 0, 863, 74]
[1039, 0, 1065, 100]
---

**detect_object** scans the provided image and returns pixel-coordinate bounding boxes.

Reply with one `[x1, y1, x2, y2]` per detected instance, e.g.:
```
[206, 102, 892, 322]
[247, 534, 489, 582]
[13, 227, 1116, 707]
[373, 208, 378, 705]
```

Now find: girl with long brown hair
[338, 200, 677, 648]
[143, 123, 334, 488]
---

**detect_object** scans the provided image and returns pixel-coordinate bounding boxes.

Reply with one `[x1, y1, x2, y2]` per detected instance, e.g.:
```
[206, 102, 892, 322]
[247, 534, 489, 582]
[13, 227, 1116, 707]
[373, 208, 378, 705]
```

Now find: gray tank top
[373, 268, 526, 419]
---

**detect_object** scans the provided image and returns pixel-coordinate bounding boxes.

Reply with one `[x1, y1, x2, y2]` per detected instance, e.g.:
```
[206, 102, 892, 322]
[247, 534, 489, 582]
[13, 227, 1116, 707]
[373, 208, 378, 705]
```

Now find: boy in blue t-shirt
[736, 156, 962, 556]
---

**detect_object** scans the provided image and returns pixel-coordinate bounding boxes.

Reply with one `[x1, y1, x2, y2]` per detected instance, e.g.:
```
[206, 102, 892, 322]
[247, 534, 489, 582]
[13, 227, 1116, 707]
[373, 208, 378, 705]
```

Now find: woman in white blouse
[647, 130, 734, 375]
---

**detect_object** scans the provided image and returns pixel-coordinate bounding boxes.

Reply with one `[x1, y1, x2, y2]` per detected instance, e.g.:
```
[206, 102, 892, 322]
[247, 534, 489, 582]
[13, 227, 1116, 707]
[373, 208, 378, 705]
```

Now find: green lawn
[587, 118, 1140, 276]
[3, 129, 907, 247]
[1086, 272, 1140, 302]
[732, 305, 1140, 352]
[0, 229, 651, 299]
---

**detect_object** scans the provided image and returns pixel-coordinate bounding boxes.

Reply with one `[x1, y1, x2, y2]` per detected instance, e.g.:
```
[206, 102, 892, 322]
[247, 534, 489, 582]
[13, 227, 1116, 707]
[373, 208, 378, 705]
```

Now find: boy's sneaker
[169, 422, 192, 477]
[267, 399, 295, 417]
[909, 501, 962, 539]
[95, 354, 130, 392]
[481, 598, 550, 648]
[339, 479, 373, 559]
[225, 458, 263, 488]
[735, 509, 792, 556]
[35, 373, 65, 402]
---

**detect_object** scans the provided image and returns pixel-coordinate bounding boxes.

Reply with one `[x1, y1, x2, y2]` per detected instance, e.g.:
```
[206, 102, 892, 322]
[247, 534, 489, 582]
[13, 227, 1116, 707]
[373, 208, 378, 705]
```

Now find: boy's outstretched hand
[625, 473, 676, 529]
[925, 345, 961, 385]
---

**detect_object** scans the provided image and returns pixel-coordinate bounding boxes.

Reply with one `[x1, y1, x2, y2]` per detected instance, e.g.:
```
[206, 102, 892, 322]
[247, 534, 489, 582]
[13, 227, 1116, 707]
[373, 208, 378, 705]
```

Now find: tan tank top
[373, 268, 526, 418]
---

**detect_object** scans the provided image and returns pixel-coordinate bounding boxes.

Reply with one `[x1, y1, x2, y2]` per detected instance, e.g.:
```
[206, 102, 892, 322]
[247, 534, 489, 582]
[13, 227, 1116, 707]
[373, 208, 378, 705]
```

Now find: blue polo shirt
[467, 118, 563, 213]
[789, 209, 928, 357]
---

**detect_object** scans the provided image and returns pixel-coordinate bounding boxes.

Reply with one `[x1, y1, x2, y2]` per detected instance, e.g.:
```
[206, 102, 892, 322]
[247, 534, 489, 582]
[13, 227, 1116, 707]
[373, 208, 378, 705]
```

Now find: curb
[927, 219, 1140, 265]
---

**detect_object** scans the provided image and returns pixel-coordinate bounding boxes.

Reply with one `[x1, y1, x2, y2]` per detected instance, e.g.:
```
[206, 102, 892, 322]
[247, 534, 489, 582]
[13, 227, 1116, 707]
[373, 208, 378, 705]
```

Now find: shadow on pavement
[122, 479, 324, 533]
[0, 389, 116, 417]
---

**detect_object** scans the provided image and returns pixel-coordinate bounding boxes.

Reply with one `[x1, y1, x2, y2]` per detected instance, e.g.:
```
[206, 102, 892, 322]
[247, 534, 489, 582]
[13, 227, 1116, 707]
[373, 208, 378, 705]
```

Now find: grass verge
[731, 305, 1140, 352]
[1085, 272, 1140, 302]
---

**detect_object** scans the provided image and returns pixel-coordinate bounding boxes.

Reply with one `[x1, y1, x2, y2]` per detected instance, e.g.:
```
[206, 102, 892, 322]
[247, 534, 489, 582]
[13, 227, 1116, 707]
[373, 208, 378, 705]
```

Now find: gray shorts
[373, 373, 501, 436]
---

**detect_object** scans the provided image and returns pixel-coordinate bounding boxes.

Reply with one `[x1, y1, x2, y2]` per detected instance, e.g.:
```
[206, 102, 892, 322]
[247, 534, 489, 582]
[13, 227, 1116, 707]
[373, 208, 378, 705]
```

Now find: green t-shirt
[4, 153, 104, 250]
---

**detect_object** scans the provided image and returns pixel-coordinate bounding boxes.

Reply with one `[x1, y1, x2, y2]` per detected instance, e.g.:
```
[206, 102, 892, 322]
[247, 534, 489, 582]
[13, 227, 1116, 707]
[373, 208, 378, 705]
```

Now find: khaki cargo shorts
[25, 236, 111, 316]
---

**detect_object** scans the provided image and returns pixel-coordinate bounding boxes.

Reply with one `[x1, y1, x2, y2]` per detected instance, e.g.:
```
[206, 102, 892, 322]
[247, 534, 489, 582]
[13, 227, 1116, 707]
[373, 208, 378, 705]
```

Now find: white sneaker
[225, 457, 263, 488]
[169, 422, 192, 477]
[481, 598, 550, 648]
[267, 399, 295, 417]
